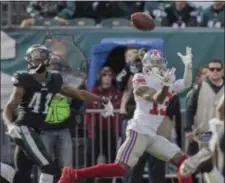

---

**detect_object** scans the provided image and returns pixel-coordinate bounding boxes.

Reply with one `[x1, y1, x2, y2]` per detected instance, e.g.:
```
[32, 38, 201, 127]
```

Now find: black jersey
[116, 61, 142, 92]
[12, 70, 63, 129]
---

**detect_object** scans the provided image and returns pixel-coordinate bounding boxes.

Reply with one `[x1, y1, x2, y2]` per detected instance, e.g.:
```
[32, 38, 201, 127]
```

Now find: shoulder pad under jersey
[12, 70, 29, 87]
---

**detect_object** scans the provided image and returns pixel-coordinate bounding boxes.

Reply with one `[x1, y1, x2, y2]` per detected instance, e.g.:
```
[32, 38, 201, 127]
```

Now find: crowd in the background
[19, 1, 224, 28]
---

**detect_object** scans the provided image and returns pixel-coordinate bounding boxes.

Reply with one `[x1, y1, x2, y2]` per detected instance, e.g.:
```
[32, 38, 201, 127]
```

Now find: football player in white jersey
[128, 48, 193, 136]
[58, 47, 193, 183]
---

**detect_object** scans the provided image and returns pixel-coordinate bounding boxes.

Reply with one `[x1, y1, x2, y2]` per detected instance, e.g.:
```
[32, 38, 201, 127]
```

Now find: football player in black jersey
[2, 44, 113, 183]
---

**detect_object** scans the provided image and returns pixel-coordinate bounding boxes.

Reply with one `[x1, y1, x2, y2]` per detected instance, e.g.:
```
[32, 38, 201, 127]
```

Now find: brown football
[131, 12, 155, 31]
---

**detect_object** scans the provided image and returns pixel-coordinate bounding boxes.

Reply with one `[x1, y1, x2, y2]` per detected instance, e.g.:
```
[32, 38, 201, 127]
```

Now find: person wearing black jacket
[116, 47, 143, 140]
[116, 47, 143, 93]
[161, 1, 198, 27]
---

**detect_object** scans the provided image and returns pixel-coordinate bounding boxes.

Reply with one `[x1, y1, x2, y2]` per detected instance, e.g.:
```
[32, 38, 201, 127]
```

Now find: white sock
[204, 166, 224, 183]
[0, 162, 16, 183]
[39, 173, 54, 183]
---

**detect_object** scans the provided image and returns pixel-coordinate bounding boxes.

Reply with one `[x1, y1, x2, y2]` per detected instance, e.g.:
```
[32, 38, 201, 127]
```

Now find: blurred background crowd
[1, 1, 224, 28]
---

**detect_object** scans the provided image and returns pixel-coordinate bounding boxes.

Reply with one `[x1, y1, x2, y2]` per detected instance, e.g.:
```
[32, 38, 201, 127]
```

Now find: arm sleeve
[183, 67, 193, 89]
[172, 67, 192, 93]
[57, 2, 76, 19]
[172, 79, 185, 93]
[26, 2, 43, 19]
[185, 86, 199, 132]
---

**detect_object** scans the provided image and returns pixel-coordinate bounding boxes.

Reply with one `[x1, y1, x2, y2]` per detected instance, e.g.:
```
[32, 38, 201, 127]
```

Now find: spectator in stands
[200, 1, 224, 28]
[107, 2, 144, 19]
[144, 1, 171, 26]
[195, 66, 208, 84]
[74, 2, 144, 24]
[20, 1, 75, 27]
[85, 66, 122, 183]
[73, 1, 103, 23]
[116, 47, 142, 115]
[161, 1, 198, 28]
[190, 1, 212, 9]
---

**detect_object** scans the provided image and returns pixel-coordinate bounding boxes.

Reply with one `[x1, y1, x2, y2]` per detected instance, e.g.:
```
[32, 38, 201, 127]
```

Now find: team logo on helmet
[142, 49, 167, 71]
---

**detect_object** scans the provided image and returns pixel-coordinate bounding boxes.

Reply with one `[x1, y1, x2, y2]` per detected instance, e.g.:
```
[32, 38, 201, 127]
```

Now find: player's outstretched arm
[177, 46, 193, 90]
[135, 85, 169, 104]
[60, 84, 107, 103]
[133, 73, 170, 104]
[3, 87, 24, 126]
[151, 84, 170, 104]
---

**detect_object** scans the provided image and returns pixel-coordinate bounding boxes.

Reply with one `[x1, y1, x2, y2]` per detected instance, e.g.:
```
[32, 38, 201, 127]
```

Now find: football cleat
[180, 148, 213, 177]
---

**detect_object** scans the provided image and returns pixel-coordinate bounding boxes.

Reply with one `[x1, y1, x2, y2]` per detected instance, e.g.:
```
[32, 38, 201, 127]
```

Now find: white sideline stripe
[21, 126, 49, 166]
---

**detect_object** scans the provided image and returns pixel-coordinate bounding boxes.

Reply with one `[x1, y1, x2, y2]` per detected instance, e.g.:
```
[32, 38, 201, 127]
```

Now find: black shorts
[14, 126, 52, 168]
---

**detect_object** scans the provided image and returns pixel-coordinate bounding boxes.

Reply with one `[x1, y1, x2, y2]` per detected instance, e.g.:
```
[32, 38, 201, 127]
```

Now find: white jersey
[127, 73, 185, 135]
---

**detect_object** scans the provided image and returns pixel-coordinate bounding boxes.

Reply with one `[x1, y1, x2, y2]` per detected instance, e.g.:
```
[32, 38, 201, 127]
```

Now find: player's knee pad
[40, 161, 59, 175]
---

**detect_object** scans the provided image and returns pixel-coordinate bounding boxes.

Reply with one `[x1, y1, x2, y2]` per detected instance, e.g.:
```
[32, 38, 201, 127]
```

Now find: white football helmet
[142, 49, 167, 75]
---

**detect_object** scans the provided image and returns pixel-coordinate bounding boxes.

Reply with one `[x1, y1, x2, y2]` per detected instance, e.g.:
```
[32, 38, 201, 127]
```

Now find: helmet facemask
[25, 45, 51, 73]
[142, 49, 167, 75]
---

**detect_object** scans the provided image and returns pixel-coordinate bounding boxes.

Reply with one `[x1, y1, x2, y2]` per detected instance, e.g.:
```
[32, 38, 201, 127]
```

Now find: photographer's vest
[195, 81, 224, 133]
[45, 93, 70, 124]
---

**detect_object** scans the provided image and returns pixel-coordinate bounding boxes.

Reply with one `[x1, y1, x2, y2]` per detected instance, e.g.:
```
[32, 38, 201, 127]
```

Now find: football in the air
[131, 12, 155, 31]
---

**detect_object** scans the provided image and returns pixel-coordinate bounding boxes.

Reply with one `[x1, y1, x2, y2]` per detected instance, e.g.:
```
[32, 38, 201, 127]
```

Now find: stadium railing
[1, 109, 186, 180]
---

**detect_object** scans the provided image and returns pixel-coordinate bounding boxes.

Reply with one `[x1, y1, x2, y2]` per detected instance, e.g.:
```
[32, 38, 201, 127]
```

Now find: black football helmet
[25, 44, 51, 73]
